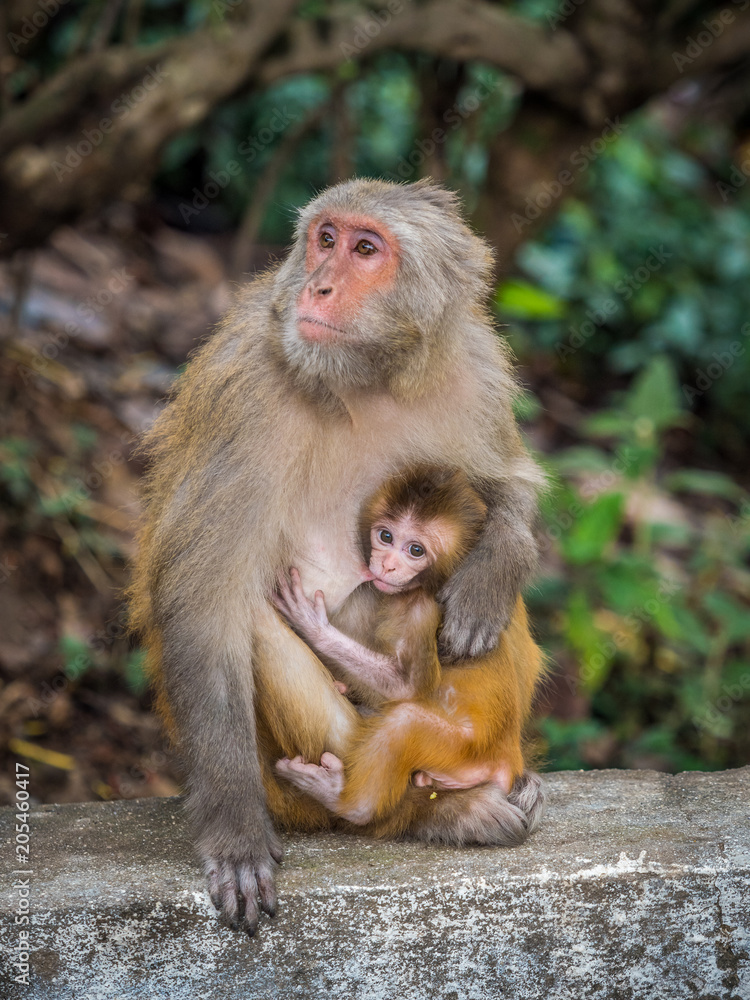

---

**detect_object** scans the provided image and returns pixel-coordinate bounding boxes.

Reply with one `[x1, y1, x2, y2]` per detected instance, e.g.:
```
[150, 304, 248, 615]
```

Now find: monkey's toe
[320, 751, 344, 773]
[205, 842, 281, 937]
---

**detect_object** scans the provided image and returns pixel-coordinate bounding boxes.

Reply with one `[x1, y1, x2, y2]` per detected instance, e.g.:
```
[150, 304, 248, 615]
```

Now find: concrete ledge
[1, 768, 749, 1000]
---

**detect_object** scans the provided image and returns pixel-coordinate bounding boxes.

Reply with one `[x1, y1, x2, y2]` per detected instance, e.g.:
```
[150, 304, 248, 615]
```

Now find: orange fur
[273, 467, 545, 838]
[339, 596, 540, 834]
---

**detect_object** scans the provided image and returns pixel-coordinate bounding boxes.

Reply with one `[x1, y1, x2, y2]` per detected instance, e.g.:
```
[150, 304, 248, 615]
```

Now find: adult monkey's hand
[202, 829, 283, 935]
[439, 479, 539, 661]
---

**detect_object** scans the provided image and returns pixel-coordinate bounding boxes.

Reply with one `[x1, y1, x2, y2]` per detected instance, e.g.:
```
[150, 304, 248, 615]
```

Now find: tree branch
[0, 0, 299, 253]
[261, 0, 588, 95]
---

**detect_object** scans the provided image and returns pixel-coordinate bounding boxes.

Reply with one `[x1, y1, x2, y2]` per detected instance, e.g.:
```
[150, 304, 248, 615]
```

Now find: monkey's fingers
[269, 833, 284, 865]
[439, 614, 500, 661]
[208, 859, 245, 929]
[238, 861, 278, 930]
[313, 590, 329, 623]
[236, 866, 262, 935]
[271, 591, 291, 619]
[208, 855, 280, 936]
[438, 569, 512, 660]
[255, 865, 279, 916]
[276, 571, 296, 606]
[290, 568, 312, 607]
[319, 751, 345, 773]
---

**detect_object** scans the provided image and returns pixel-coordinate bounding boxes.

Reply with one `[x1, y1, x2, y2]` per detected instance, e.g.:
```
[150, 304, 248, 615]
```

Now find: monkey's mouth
[296, 315, 347, 341]
[371, 577, 405, 594]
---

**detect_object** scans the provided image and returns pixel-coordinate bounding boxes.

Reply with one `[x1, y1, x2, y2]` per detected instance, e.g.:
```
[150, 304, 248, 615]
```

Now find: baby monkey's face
[368, 515, 436, 594]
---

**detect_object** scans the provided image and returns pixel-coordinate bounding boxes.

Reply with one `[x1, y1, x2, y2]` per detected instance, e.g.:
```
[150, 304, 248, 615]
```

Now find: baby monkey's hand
[273, 567, 330, 644]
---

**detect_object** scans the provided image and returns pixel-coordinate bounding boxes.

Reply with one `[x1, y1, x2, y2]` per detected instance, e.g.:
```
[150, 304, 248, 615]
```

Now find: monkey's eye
[319, 231, 335, 249]
[355, 239, 377, 256]
[378, 529, 393, 544]
[408, 544, 425, 558]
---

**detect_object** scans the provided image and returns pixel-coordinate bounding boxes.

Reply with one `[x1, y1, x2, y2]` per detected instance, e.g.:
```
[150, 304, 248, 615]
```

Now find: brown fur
[342, 597, 544, 842]
[129, 178, 545, 931]
[274, 469, 546, 844]
[360, 465, 487, 596]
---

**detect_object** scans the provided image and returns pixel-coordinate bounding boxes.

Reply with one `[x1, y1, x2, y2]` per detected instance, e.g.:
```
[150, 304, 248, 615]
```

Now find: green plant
[527, 355, 750, 772]
[497, 113, 750, 454]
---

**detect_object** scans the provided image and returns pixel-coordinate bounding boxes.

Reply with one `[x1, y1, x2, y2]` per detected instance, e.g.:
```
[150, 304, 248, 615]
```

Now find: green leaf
[670, 606, 712, 655]
[516, 242, 576, 296]
[37, 491, 86, 518]
[540, 717, 609, 771]
[581, 411, 633, 439]
[124, 649, 149, 696]
[598, 558, 660, 615]
[565, 590, 614, 693]
[512, 389, 542, 422]
[702, 592, 750, 644]
[649, 521, 694, 548]
[59, 636, 92, 680]
[664, 470, 744, 502]
[71, 424, 98, 453]
[722, 659, 750, 695]
[495, 279, 566, 319]
[552, 445, 612, 475]
[624, 354, 683, 431]
[560, 492, 625, 564]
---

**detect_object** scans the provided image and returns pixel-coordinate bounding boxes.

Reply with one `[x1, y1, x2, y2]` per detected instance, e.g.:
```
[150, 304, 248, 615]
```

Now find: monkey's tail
[403, 770, 547, 848]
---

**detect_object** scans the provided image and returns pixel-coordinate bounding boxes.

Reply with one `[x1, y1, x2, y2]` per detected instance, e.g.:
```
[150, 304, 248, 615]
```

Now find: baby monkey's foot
[412, 762, 512, 792]
[275, 753, 345, 811]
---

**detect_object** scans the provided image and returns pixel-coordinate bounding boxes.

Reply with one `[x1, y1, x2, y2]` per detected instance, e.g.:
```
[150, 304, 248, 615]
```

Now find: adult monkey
[130, 178, 544, 934]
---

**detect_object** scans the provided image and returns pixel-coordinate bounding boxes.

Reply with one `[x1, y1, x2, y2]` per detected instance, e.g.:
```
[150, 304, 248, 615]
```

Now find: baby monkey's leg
[279, 703, 484, 825]
[277, 702, 522, 825]
[275, 750, 509, 821]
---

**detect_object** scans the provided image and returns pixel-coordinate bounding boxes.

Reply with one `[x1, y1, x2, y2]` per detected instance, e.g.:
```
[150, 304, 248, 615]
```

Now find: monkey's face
[271, 179, 494, 393]
[368, 516, 441, 594]
[274, 212, 419, 390]
[296, 214, 399, 342]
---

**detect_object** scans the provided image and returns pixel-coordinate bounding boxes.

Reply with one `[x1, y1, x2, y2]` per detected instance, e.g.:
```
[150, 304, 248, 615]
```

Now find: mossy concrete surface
[0, 767, 748, 1000]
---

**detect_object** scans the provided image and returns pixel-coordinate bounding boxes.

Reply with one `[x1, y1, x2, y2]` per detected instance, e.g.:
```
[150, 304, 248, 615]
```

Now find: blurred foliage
[0, 431, 139, 695]
[525, 353, 750, 772]
[156, 54, 517, 234]
[492, 112, 750, 771]
[499, 113, 750, 455]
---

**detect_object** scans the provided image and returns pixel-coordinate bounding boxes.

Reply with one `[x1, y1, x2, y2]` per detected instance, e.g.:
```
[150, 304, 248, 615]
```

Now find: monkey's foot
[275, 753, 345, 812]
[412, 762, 512, 792]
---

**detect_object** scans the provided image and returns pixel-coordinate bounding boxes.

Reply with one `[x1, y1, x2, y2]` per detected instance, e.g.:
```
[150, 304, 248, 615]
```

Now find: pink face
[296, 213, 399, 342]
[368, 518, 433, 594]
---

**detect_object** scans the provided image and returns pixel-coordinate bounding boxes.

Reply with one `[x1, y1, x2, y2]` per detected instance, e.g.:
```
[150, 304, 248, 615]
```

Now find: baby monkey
[273, 467, 544, 832]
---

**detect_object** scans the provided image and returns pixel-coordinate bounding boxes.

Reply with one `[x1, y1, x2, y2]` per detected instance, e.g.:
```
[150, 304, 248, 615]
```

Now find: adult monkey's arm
[438, 474, 539, 660]
[159, 617, 282, 933]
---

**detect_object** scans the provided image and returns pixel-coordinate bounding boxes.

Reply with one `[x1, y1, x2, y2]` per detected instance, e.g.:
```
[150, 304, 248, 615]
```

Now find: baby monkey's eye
[408, 544, 425, 558]
[378, 529, 393, 544]
[319, 231, 335, 249]
[355, 239, 377, 255]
